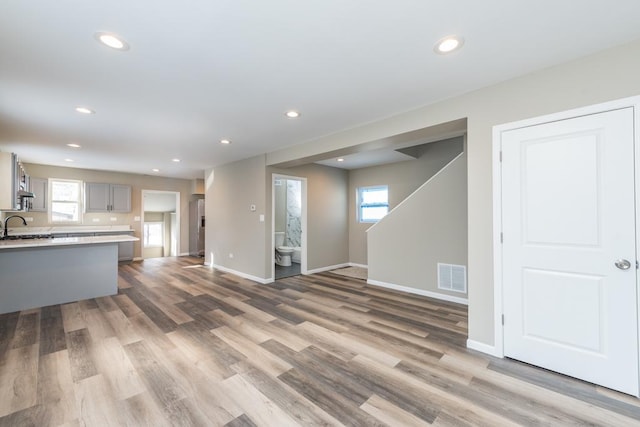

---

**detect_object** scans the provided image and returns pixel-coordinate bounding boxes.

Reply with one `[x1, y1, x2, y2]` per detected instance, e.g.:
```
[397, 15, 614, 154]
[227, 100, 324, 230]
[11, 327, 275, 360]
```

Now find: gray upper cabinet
[110, 184, 132, 212]
[85, 183, 131, 213]
[29, 177, 48, 212]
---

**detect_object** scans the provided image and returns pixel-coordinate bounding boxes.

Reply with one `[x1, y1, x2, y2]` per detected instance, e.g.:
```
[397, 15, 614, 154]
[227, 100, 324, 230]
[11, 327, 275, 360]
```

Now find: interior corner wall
[348, 137, 464, 266]
[268, 163, 349, 272]
[205, 155, 267, 279]
[262, 39, 640, 348]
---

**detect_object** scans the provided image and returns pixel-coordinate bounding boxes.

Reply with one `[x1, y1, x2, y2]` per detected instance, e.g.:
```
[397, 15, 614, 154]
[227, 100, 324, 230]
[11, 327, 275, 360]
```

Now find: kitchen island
[0, 234, 139, 314]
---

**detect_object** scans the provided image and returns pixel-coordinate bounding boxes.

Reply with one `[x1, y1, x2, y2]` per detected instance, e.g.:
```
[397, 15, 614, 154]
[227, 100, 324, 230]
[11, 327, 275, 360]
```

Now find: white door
[501, 107, 639, 395]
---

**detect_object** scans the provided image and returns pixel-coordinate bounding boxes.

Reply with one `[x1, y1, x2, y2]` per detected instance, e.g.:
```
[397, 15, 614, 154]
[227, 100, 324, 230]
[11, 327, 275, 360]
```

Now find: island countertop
[0, 234, 139, 250]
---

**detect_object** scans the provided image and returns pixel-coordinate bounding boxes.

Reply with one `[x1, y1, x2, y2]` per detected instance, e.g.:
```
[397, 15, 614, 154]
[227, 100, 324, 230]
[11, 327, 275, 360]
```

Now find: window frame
[49, 178, 84, 224]
[143, 222, 164, 248]
[357, 185, 389, 223]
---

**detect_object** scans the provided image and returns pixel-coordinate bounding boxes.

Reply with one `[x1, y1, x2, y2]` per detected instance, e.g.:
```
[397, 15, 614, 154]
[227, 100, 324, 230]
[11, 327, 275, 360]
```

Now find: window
[144, 222, 164, 247]
[358, 185, 388, 223]
[50, 179, 83, 223]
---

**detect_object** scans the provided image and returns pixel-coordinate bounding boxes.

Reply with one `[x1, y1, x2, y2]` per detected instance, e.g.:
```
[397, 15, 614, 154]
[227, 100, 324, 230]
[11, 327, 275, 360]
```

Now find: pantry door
[501, 107, 639, 395]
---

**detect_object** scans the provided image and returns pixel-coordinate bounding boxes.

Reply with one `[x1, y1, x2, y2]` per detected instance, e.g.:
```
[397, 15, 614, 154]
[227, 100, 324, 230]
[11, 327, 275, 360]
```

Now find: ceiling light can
[434, 35, 464, 54]
[75, 106, 94, 114]
[94, 32, 130, 51]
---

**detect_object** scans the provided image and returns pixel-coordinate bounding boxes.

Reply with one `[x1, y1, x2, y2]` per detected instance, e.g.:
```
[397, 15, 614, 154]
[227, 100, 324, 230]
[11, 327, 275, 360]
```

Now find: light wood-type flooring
[1, 256, 640, 426]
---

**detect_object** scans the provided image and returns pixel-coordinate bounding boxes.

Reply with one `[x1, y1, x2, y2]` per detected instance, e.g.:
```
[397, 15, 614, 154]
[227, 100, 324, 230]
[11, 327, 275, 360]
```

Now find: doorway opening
[141, 190, 180, 259]
[272, 174, 307, 280]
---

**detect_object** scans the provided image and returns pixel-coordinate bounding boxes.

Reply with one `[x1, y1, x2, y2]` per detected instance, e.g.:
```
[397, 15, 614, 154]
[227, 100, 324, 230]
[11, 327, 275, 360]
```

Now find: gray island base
[0, 235, 138, 314]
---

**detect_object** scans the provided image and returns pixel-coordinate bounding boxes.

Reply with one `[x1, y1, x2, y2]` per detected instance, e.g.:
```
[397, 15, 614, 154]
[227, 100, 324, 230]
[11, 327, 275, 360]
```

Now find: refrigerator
[189, 198, 205, 257]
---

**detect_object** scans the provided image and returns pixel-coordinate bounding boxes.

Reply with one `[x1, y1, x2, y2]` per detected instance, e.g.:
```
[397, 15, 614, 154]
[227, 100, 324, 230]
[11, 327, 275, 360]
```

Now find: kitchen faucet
[3, 215, 27, 239]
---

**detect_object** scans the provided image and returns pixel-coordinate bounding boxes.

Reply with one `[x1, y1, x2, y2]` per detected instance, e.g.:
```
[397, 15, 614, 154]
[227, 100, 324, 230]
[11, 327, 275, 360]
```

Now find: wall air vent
[437, 263, 467, 293]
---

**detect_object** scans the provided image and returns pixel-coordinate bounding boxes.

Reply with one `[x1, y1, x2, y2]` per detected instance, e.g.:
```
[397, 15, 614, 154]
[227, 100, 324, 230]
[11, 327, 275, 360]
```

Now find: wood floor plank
[118, 392, 171, 427]
[212, 326, 292, 377]
[66, 328, 98, 383]
[92, 336, 146, 400]
[0, 311, 20, 359]
[361, 394, 432, 427]
[232, 360, 344, 427]
[74, 374, 123, 427]
[36, 349, 79, 426]
[103, 309, 142, 345]
[1, 256, 639, 426]
[39, 305, 67, 356]
[60, 302, 87, 333]
[221, 373, 301, 427]
[0, 344, 39, 417]
[123, 340, 187, 409]
[10, 311, 39, 349]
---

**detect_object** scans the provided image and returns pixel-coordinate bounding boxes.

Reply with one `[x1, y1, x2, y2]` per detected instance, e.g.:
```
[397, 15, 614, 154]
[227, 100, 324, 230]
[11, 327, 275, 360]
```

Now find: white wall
[263, 39, 640, 348]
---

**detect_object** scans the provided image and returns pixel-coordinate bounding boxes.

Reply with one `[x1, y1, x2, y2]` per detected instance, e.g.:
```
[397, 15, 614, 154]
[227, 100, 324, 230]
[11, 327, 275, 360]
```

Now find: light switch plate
[259, 214, 264, 222]
[134, 216, 141, 221]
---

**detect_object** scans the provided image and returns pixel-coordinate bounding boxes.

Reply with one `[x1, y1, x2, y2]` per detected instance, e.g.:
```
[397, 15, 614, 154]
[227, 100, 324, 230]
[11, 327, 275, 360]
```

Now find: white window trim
[358, 185, 389, 223]
[143, 222, 164, 248]
[49, 178, 84, 224]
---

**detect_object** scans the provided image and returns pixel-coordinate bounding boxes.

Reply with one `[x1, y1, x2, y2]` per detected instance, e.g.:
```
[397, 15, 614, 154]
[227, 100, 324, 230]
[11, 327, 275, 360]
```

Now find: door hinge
[501, 314, 505, 325]
[500, 232, 503, 243]
[636, 260, 639, 270]
[499, 151, 502, 162]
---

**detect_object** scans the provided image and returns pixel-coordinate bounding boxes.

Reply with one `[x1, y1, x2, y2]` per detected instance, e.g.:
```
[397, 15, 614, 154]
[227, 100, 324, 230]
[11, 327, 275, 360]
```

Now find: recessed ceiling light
[64, 158, 74, 162]
[172, 158, 181, 162]
[220, 139, 231, 145]
[152, 168, 160, 172]
[75, 106, 94, 114]
[66, 143, 81, 148]
[95, 32, 130, 51]
[285, 110, 300, 118]
[434, 35, 464, 54]
[337, 158, 344, 162]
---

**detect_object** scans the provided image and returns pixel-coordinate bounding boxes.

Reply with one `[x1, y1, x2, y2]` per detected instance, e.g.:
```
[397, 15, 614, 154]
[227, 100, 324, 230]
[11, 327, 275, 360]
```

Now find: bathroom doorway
[141, 190, 180, 259]
[272, 174, 307, 280]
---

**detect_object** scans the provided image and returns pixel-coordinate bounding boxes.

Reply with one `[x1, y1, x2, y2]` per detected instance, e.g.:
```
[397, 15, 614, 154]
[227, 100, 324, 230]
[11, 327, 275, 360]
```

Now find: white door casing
[499, 106, 639, 396]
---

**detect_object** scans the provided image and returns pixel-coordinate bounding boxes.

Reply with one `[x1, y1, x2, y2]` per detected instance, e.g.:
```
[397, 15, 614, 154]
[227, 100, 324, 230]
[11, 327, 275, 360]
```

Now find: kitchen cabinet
[28, 177, 48, 212]
[85, 183, 131, 213]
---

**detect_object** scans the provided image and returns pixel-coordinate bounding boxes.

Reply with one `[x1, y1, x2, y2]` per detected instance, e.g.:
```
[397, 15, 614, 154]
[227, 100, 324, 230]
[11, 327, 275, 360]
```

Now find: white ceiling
[1, 1, 640, 179]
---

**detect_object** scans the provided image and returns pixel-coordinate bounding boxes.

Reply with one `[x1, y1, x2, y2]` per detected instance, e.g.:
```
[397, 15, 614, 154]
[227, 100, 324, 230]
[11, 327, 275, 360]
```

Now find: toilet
[274, 232, 294, 267]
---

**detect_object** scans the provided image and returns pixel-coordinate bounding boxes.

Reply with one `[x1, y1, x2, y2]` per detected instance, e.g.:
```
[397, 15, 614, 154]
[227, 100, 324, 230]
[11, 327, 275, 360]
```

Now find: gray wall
[368, 154, 467, 298]
[204, 158, 349, 280]
[348, 137, 464, 265]
[264, 39, 640, 348]
[269, 163, 349, 272]
[205, 155, 267, 279]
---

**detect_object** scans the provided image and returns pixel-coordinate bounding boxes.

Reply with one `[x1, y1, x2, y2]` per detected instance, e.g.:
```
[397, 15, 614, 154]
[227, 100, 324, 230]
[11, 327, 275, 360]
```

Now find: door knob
[615, 259, 631, 270]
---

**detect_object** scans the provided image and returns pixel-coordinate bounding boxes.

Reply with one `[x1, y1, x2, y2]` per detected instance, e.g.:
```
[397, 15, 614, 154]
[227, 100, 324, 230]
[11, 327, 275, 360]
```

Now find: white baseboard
[305, 263, 350, 275]
[466, 339, 501, 357]
[211, 264, 273, 284]
[179, 252, 190, 257]
[133, 257, 143, 262]
[366, 279, 468, 306]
